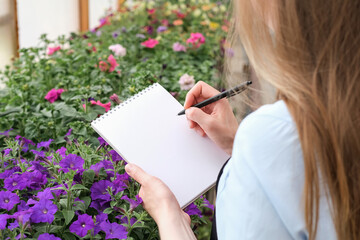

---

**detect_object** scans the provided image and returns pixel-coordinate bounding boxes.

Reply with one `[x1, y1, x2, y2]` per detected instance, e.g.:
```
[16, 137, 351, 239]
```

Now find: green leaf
[62, 210, 75, 225]
[0, 107, 22, 117]
[80, 196, 91, 209]
[62, 232, 77, 240]
[103, 208, 113, 214]
[73, 201, 86, 212]
[71, 184, 89, 191]
[82, 169, 95, 186]
[49, 225, 63, 233]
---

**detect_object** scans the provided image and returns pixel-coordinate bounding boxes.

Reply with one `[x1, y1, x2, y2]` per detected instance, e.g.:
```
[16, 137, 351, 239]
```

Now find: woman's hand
[184, 81, 238, 155]
[125, 163, 196, 240]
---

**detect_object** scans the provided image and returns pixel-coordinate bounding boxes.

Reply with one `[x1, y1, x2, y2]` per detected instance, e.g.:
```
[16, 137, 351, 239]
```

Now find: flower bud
[109, 94, 121, 105]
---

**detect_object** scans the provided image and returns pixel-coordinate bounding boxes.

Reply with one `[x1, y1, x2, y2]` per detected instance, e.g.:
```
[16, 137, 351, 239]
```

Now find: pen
[177, 81, 252, 116]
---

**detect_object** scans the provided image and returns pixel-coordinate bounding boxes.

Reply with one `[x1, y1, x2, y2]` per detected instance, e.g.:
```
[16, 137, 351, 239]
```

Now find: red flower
[87, 43, 97, 52]
[147, 9, 155, 14]
[161, 19, 169, 26]
[99, 61, 109, 72]
[83, 100, 111, 112]
[98, 55, 119, 72]
[186, 32, 206, 48]
[47, 46, 61, 55]
[90, 100, 111, 112]
[107, 55, 119, 72]
[44, 89, 65, 103]
[141, 38, 159, 48]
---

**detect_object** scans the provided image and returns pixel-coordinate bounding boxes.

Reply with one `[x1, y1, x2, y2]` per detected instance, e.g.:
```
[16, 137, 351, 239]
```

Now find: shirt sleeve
[215, 103, 307, 240]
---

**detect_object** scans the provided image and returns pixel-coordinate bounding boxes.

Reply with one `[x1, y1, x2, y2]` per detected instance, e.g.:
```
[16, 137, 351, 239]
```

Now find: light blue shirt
[216, 100, 336, 239]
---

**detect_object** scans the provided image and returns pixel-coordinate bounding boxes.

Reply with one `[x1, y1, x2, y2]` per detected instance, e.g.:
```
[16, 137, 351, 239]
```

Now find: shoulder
[234, 100, 301, 167]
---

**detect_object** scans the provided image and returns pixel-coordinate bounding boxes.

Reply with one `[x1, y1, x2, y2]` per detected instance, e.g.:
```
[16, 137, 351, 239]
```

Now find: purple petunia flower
[69, 214, 95, 238]
[108, 150, 123, 162]
[94, 213, 108, 235]
[3, 148, 12, 155]
[0, 214, 9, 229]
[0, 167, 21, 179]
[29, 162, 50, 177]
[90, 199, 110, 213]
[121, 195, 142, 210]
[24, 170, 47, 190]
[8, 220, 19, 230]
[98, 137, 109, 146]
[113, 174, 128, 194]
[135, 33, 146, 39]
[65, 128, 72, 136]
[17, 200, 29, 211]
[15, 135, 35, 152]
[0, 191, 20, 211]
[30, 149, 46, 158]
[37, 188, 54, 200]
[56, 146, 67, 157]
[12, 209, 32, 225]
[200, 196, 214, 211]
[15, 233, 27, 239]
[112, 31, 120, 38]
[116, 215, 136, 226]
[90, 180, 114, 202]
[38, 233, 61, 240]
[4, 174, 28, 191]
[100, 221, 128, 239]
[59, 154, 84, 173]
[0, 128, 13, 137]
[30, 199, 57, 224]
[37, 139, 53, 150]
[185, 203, 202, 217]
[96, 30, 102, 37]
[157, 26, 167, 33]
[90, 160, 114, 175]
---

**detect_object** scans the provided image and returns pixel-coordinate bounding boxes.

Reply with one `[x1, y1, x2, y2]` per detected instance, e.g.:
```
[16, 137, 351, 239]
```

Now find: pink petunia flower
[87, 43, 97, 52]
[161, 19, 169, 27]
[172, 42, 187, 52]
[108, 44, 126, 57]
[44, 89, 65, 103]
[141, 38, 159, 48]
[99, 61, 109, 72]
[107, 54, 119, 72]
[179, 74, 195, 90]
[147, 9, 155, 14]
[47, 46, 61, 55]
[90, 100, 111, 112]
[186, 33, 206, 48]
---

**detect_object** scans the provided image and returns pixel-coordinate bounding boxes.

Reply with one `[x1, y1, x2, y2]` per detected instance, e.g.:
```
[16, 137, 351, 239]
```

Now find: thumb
[125, 163, 150, 185]
[185, 107, 211, 128]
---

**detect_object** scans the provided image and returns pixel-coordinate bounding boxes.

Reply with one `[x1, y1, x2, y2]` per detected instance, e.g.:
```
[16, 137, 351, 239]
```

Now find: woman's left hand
[125, 163, 196, 240]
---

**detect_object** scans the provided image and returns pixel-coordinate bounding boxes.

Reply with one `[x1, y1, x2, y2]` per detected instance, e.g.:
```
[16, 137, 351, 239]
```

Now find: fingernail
[125, 164, 133, 174]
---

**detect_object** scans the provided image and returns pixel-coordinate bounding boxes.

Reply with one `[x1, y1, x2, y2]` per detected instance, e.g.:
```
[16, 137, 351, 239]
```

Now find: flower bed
[0, 0, 229, 239]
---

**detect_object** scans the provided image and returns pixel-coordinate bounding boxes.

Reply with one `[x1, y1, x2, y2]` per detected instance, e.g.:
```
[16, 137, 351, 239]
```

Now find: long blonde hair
[227, 0, 360, 239]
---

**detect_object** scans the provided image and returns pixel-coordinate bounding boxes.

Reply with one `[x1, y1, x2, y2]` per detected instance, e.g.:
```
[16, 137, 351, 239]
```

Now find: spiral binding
[91, 83, 159, 125]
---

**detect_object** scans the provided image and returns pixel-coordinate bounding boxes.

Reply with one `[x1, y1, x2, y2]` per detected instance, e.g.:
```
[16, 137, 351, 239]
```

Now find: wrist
[156, 206, 195, 240]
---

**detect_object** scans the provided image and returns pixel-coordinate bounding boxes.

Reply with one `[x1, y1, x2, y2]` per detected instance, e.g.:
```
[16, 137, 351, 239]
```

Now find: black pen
[177, 81, 252, 116]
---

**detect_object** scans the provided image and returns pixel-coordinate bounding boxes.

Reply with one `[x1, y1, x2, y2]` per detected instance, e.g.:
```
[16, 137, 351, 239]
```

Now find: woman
[125, 0, 360, 239]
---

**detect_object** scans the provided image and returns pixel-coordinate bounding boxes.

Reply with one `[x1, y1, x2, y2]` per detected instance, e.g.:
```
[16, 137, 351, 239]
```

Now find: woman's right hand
[184, 81, 239, 155]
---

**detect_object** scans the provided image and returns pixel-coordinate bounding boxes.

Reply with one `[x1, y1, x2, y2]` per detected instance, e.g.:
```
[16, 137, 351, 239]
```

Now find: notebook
[91, 83, 229, 208]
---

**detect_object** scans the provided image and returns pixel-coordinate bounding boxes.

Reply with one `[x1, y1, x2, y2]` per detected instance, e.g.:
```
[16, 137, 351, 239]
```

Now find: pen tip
[247, 81, 252, 85]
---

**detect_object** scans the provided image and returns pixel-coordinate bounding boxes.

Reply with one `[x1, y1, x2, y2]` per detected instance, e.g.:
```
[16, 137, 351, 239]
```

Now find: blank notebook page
[91, 83, 229, 208]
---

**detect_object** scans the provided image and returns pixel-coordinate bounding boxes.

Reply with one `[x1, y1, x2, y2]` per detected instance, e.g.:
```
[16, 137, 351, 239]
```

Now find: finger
[185, 107, 211, 129]
[125, 163, 151, 186]
[194, 125, 206, 137]
[182, 211, 191, 225]
[184, 81, 220, 109]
